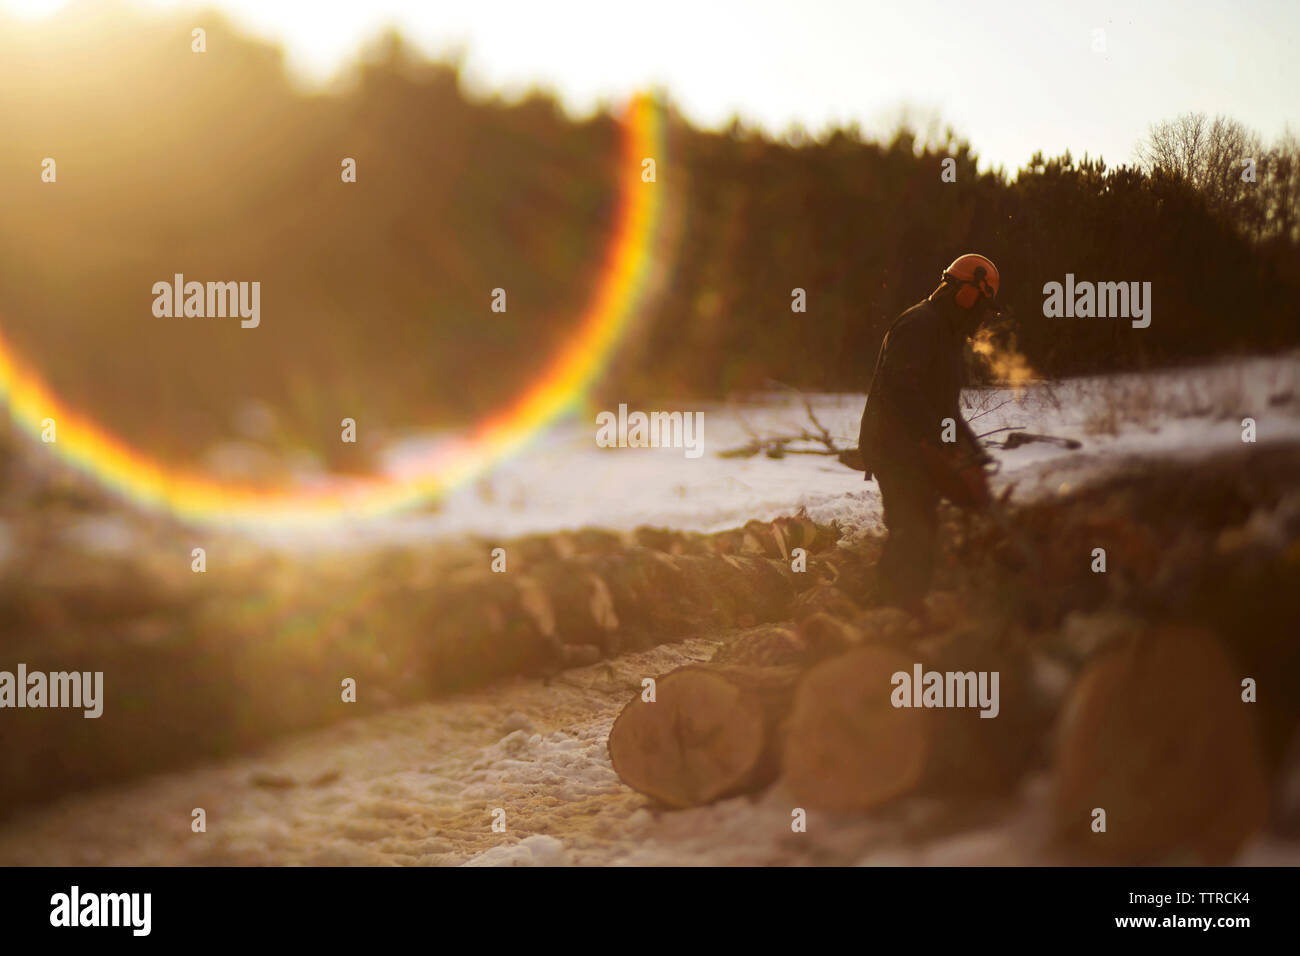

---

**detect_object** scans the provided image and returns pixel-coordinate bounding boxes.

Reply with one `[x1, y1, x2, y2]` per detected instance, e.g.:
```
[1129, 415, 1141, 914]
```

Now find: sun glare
[0, 0, 68, 20]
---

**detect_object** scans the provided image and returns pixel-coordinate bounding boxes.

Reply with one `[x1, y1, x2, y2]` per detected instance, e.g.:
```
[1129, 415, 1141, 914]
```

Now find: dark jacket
[857, 297, 978, 480]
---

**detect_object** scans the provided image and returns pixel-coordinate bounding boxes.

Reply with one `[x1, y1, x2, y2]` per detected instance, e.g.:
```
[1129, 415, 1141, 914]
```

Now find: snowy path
[4, 628, 1293, 867]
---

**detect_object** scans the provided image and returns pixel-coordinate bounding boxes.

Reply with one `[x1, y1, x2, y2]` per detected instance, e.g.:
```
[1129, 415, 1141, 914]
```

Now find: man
[857, 253, 1000, 611]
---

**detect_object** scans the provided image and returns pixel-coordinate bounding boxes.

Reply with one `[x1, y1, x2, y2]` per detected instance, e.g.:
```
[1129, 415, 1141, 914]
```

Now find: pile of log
[612, 599, 1044, 805]
[608, 599, 1274, 863]
[0, 507, 859, 816]
[421, 511, 853, 692]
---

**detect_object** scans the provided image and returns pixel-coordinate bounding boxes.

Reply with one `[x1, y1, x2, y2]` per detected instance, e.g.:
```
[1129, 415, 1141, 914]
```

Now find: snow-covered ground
[247, 354, 1300, 550]
[3, 355, 1298, 866]
[3, 632, 1294, 867]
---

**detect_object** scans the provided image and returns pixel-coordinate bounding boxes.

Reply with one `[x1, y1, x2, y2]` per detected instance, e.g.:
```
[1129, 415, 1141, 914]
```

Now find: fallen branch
[764, 379, 841, 453]
[718, 437, 846, 460]
[975, 425, 1026, 440]
[967, 397, 1015, 423]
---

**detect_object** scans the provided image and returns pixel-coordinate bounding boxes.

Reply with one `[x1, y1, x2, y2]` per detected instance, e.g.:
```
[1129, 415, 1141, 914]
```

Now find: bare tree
[1138, 112, 1268, 237]
[1261, 129, 1300, 243]
[1138, 112, 1208, 182]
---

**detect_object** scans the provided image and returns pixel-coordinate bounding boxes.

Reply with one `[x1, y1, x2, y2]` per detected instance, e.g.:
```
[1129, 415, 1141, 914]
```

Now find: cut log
[855, 606, 921, 644]
[781, 645, 933, 812]
[770, 511, 824, 557]
[911, 629, 1043, 797]
[1052, 625, 1269, 863]
[796, 611, 865, 662]
[608, 663, 801, 808]
[711, 625, 806, 667]
[791, 584, 860, 621]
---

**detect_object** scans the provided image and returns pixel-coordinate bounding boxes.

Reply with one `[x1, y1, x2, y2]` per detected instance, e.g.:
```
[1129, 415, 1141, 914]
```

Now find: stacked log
[423, 515, 846, 691]
[607, 614, 1270, 864]
[608, 608, 1042, 813]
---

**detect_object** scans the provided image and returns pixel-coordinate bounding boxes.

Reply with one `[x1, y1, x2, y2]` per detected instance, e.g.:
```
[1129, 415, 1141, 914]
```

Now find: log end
[608, 666, 769, 808]
[1052, 625, 1270, 863]
[781, 645, 933, 813]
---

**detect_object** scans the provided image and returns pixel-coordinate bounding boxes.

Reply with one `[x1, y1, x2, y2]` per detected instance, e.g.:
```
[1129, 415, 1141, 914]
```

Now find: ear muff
[952, 265, 988, 309]
[954, 281, 979, 309]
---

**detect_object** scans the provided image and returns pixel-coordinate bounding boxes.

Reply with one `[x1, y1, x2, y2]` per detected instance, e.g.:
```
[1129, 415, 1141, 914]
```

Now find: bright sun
[0, 0, 69, 20]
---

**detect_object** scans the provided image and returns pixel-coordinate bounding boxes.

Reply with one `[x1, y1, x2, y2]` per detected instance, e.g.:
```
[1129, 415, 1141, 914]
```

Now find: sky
[3, 0, 1297, 172]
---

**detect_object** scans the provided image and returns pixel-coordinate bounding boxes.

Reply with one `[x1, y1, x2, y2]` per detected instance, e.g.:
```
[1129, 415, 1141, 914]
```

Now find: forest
[0, 5, 1296, 468]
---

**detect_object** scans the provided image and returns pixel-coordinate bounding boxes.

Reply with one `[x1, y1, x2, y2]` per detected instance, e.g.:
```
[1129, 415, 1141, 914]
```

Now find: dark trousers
[874, 464, 940, 607]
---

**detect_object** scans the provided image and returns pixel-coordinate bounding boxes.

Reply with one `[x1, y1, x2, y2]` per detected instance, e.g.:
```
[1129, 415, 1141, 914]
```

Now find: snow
[244, 354, 1300, 550]
[0, 639, 724, 867]
[463, 835, 569, 867]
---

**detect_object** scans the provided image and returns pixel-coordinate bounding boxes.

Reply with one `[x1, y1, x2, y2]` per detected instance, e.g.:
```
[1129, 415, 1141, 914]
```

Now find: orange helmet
[942, 253, 999, 309]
